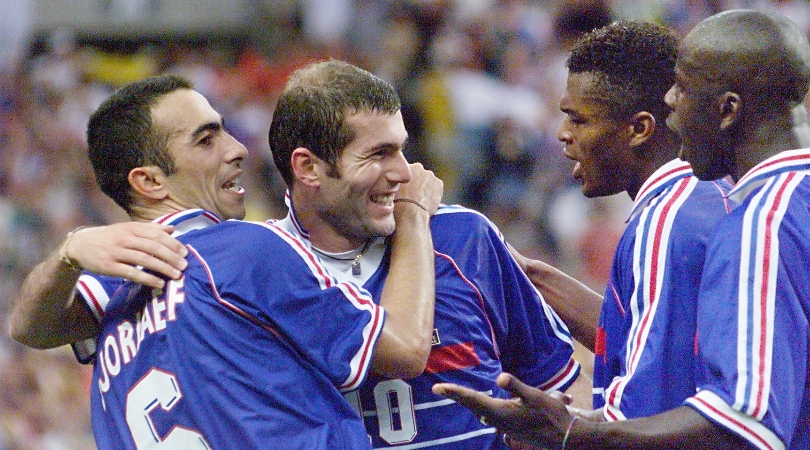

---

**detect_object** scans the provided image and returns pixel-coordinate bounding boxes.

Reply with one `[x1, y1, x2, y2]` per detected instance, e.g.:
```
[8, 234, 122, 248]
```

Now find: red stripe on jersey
[78, 279, 104, 319]
[341, 283, 383, 389]
[156, 210, 182, 224]
[436, 251, 500, 356]
[609, 282, 625, 317]
[635, 164, 690, 201]
[538, 357, 578, 391]
[632, 179, 689, 358]
[188, 245, 284, 339]
[425, 342, 480, 374]
[594, 326, 606, 361]
[264, 222, 334, 289]
[691, 396, 776, 450]
[752, 172, 793, 418]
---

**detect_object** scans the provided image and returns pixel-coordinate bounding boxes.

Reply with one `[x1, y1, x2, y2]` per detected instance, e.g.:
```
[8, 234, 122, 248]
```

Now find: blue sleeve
[433, 207, 579, 391]
[72, 272, 126, 364]
[688, 179, 810, 450]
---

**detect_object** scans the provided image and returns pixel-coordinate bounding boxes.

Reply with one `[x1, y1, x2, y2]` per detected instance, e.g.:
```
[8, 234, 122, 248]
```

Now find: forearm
[522, 259, 601, 351]
[373, 205, 435, 378]
[8, 251, 96, 348]
[572, 406, 751, 449]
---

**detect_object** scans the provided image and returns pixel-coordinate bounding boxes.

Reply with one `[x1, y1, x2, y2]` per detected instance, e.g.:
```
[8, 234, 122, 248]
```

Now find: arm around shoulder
[9, 246, 97, 348]
[9, 223, 187, 348]
[509, 244, 602, 351]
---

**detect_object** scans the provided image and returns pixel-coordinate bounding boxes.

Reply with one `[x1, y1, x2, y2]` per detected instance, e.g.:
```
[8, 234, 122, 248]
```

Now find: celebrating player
[434, 9, 810, 449]
[9, 73, 443, 449]
[510, 20, 733, 421]
[268, 59, 587, 449]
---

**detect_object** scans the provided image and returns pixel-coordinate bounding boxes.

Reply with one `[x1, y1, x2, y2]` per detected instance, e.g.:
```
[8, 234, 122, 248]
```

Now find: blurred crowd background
[2, 0, 810, 448]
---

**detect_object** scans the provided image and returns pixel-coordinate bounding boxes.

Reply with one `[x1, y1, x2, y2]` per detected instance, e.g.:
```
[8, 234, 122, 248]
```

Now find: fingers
[431, 383, 506, 418]
[126, 235, 188, 275]
[496, 373, 530, 397]
[398, 163, 443, 214]
[548, 390, 574, 406]
[70, 223, 188, 281]
[108, 263, 168, 289]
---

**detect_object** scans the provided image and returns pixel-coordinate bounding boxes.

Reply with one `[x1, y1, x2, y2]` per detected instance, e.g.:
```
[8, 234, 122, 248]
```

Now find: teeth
[224, 176, 241, 192]
[371, 193, 395, 205]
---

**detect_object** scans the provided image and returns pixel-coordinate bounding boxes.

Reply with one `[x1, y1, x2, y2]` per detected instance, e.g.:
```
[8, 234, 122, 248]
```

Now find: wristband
[59, 226, 87, 272]
[393, 198, 428, 213]
[561, 416, 578, 450]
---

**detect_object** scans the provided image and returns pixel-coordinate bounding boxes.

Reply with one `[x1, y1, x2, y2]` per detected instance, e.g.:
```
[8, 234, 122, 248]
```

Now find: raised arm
[509, 245, 602, 351]
[8, 222, 188, 348]
[371, 163, 442, 379]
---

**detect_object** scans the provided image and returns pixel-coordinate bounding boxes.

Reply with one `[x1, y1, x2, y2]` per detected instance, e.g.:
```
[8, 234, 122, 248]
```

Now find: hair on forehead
[566, 20, 679, 122]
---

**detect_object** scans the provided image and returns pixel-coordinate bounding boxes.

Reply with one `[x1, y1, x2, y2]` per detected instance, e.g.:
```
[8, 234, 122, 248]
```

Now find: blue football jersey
[90, 211, 382, 450]
[593, 159, 733, 420]
[686, 149, 810, 450]
[275, 203, 579, 449]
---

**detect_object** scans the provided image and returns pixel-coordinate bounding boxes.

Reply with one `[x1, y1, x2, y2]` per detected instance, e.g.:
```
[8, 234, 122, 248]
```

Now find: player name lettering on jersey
[96, 278, 186, 395]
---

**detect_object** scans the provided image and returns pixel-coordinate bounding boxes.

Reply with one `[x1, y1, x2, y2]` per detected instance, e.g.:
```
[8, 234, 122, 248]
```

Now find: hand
[432, 373, 573, 448]
[396, 163, 443, 215]
[65, 222, 188, 288]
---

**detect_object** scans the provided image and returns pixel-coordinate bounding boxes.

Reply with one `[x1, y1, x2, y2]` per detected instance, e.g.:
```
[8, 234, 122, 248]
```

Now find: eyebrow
[370, 136, 409, 153]
[191, 119, 223, 140]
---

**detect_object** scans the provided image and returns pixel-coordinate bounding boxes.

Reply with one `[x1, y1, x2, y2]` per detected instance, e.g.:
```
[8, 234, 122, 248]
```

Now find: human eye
[197, 134, 214, 147]
[369, 145, 398, 161]
[568, 113, 585, 125]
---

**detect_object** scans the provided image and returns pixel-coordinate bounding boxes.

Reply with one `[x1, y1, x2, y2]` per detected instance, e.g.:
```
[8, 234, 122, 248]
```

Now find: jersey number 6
[126, 369, 211, 449]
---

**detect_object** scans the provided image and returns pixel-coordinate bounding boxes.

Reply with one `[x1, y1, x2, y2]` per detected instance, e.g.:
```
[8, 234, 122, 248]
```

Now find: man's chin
[375, 218, 397, 238]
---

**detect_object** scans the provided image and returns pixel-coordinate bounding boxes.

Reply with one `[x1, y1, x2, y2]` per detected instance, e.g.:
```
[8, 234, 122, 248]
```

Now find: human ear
[128, 166, 169, 200]
[718, 92, 741, 130]
[627, 111, 656, 147]
[291, 147, 323, 187]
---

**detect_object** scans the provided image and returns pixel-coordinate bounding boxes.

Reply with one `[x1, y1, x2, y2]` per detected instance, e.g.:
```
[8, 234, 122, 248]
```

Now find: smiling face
[314, 109, 410, 247]
[151, 89, 248, 220]
[557, 72, 638, 198]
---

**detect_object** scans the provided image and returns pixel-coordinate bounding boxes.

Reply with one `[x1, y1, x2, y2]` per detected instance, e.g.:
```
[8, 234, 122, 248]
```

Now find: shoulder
[183, 220, 309, 263]
[432, 204, 499, 233]
[668, 178, 733, 225]
[432, 204, 503, 238]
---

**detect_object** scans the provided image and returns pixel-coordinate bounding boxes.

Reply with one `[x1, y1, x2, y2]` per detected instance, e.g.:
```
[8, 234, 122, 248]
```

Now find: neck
[289, 190, 365, 253]
[129, 203, 189, 222]
[626, 138, 681, 200]
[732, 104, 810, 180]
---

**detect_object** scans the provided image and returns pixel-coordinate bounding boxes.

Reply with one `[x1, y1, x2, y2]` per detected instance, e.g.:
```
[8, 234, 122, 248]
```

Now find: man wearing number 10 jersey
[265, 59, 583, 450]
[273, 202, 581, 449]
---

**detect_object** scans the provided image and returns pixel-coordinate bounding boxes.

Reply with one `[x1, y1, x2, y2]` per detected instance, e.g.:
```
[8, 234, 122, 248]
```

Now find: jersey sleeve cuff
[538, 357, 581, 393]
[686, 389, 785, 450]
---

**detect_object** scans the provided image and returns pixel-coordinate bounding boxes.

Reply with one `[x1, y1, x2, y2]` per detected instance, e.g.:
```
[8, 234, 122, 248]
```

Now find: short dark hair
[268, 59, 401, 187]
[686, 10, 810, 106]
[87, 74, 192, 213]
[567, 20, 679, 123]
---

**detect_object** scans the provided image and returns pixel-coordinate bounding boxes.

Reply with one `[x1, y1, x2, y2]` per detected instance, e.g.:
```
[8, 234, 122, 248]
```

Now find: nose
[226, 133, 249, 163]
[557, 122, 572, 145]
[664, 85, 677, 109]
[387, 150, 412, 184]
